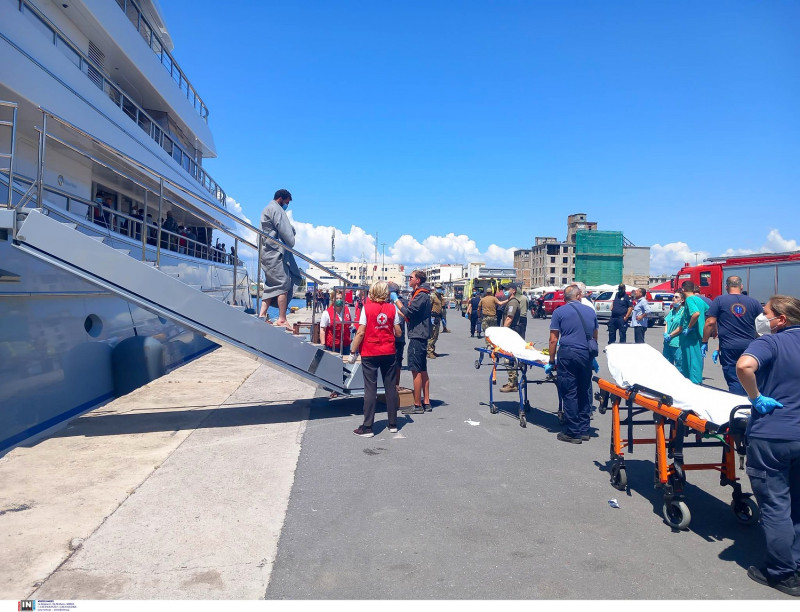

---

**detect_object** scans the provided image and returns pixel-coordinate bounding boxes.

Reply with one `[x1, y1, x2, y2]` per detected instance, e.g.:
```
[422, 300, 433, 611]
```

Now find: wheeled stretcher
[473, 327, 558, 428]
[595, 344, 758, 530]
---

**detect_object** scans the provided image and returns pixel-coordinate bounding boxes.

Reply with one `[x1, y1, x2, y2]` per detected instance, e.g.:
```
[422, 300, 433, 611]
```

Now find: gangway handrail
[37, 107, 353, 289]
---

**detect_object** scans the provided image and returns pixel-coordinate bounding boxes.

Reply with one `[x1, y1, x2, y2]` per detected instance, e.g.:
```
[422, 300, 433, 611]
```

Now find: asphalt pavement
[265, 310, 785, 600]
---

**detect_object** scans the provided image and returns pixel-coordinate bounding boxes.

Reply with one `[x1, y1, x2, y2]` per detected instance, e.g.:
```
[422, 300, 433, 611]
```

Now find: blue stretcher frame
[473, 346, 560, 427]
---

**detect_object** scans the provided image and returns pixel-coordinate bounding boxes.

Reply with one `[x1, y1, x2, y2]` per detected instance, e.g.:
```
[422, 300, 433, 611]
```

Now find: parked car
[646, 292, 674, 326]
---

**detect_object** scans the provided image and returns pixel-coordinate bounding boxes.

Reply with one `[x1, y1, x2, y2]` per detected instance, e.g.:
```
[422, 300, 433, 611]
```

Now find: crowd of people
[253, 188, 798, 596]
[87, 197, 239, 264]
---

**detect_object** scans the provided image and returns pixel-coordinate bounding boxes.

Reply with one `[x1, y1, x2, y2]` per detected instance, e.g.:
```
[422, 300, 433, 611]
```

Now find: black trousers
[608, 316, 628, 344]
[556, 345, 593, 438]
[516, 317, 527, 340]
[361, 354, 399, 428]
[469, 315, 480, 336]
[634, 326, 646, 344]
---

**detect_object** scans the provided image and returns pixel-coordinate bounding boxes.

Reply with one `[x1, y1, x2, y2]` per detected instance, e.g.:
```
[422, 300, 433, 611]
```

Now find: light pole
[381, 242, 386, 280]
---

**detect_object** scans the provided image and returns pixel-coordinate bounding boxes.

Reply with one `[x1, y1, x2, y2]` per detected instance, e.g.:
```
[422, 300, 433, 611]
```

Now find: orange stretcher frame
[594, 376, 759, 530]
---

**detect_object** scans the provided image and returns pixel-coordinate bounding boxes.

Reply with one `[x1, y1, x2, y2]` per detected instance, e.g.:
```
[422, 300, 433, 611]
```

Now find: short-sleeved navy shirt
[742, 326, 800, 440]
[707, 293, 762, 352]
[611, 293, 632, 317]
[550, 302, 598, 349]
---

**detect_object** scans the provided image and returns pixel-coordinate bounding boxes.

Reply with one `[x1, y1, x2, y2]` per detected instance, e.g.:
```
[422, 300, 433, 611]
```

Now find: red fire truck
[673, 251, 800, 303]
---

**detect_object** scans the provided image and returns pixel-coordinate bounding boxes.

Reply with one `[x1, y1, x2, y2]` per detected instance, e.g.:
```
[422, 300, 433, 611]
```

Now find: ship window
[126, 2, 139, 29]
[181, 153, 190, 172]
[23, 5, 55, 44]
[121, 96, 137, 122]
[137, 113, 151, 136]
[162, 136, 173, 155]
[139, 19, 152, 47]
[56, 36, 81, 68]
[172, 146, 182, 165]
[102, 81, 120, 107]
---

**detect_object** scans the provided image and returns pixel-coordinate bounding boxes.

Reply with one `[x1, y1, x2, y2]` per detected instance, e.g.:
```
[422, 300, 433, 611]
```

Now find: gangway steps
[13, 210, 368, 394]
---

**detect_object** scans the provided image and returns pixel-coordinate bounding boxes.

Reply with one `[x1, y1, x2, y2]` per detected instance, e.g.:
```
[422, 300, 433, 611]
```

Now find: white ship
[0, 0, 257, 452]
[1, 0, 375, 455]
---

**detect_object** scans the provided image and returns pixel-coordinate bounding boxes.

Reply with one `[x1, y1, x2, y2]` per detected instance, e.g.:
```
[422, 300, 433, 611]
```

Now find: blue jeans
[746, 437, 800, 580]
[720, 347, 746, 395]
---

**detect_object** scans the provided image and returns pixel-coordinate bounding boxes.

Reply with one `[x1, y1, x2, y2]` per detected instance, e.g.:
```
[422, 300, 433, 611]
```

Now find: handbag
[569, 302, 599, 358]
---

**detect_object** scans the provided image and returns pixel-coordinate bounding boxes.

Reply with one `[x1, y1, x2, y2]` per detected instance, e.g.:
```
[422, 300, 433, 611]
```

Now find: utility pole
[381, 242, 386, 280]
[331, 228, 335, 261]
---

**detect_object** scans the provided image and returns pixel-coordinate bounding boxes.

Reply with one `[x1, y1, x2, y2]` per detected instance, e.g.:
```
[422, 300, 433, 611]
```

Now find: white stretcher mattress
[605, 343, 750, 426]
[485, 327, 549, 365]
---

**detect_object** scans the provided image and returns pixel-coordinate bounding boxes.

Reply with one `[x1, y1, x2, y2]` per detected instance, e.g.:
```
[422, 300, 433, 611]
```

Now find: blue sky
[161, 0, 800, 273]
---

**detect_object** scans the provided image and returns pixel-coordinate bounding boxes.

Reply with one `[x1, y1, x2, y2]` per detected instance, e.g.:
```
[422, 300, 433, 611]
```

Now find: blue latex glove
[712, 350, 719, 364]
[390, 291, 398, 302]
[544, 363, 554, 375]
[750, 394, 783, 415]
[681, 328, 689, 337]
[663, 332, 670, 342]
[701, 343, 708, 358]
[592, 358, 599, 373]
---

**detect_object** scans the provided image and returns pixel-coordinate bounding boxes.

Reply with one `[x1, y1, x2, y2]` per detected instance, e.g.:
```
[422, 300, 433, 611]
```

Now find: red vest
[360, 301, 397, 357]
[324, 306, 352, 348]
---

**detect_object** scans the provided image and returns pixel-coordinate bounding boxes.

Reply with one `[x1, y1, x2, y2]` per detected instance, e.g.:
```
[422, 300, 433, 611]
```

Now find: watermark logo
[19, 602, 35, 611]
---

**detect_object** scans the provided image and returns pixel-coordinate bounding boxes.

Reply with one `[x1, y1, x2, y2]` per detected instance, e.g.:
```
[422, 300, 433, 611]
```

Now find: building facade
[530, 237, 575, 288]
[423, 263, 466, 285]
[306, 260, 407, 290]
[513, 249, 532, 290]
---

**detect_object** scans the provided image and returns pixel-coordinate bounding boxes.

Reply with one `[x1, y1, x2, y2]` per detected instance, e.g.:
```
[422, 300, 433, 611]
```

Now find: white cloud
[650, 229, 799, 274]
[650, 242, 710, 275]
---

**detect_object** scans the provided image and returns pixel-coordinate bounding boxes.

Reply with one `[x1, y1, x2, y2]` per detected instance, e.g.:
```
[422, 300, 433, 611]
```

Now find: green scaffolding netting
[575, 231, 623, 285]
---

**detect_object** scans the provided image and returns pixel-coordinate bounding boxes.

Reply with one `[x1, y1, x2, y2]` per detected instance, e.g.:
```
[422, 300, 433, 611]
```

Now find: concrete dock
[0, 307, 790, 599]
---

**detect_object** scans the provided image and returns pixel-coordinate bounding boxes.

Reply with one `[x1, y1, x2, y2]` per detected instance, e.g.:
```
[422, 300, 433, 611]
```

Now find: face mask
[504, 290, 510, 297]
[334, 299, 343, 307]
[755, 313, 776, 336]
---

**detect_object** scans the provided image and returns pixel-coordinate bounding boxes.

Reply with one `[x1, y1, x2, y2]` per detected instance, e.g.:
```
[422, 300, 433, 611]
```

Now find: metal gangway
[1, 104, 373, 395]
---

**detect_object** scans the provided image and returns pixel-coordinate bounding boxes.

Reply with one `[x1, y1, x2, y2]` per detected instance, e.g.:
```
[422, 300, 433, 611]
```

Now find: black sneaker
[557, 432, 582, 444]
[747, 566, 800, 597]
[353, 425, 374, 438]
[402, 405, 424, 415]
[387, 423, 398, 433]
[423, 404, 432, 412]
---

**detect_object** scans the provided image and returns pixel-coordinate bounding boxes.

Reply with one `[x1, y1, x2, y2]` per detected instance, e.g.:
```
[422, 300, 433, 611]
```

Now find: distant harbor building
[514, 213, 650, 288]
[307, 260, 406, 290]
[423, 263, 466, 285]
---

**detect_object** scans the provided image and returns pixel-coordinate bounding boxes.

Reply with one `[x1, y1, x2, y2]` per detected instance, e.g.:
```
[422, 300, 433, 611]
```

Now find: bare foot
[274, 319, 294, 331]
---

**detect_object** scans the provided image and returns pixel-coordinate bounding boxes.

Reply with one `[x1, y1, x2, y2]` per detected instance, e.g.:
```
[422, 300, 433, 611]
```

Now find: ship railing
[19, 108, 352, 328]
[112, 0, 209, 122]
[16, 2, 225, 206]
[0, 100, 17, 208]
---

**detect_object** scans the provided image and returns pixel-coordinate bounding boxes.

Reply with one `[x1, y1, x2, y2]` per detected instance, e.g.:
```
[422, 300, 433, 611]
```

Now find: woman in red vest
[321, 291, 353, 354]
[350, 281, 402, 437]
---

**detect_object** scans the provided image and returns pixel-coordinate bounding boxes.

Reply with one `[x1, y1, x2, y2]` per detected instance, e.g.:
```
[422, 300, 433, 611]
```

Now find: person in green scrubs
[663, 291, 684, 370]
[679, 281, 709, 384]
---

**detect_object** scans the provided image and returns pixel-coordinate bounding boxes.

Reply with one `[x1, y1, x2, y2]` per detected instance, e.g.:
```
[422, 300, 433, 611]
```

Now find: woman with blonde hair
[350, 281, 403, 437]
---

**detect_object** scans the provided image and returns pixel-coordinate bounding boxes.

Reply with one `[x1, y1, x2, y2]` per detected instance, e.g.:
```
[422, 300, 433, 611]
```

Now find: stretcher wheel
[662, 500, 691, 530]
[730, 497, 760, 525]
[474, 360, 480, 369]
[610, 464, 627, 491]
[490, 403, 497, 414]
[519, 412, 526, 427]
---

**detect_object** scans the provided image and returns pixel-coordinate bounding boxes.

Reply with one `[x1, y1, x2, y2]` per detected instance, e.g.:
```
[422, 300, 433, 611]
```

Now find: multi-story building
[530, 237, 575, 288]
[306, 260, 407, 290]
[513, 249, 532, 290]
[566, 213, 598, 243]
[423, 263, 465, 285]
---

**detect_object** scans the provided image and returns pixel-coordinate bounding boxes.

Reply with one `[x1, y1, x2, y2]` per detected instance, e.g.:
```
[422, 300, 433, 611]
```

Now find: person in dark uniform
[702, 275, 763, 395]
[500, 285, 523, 393]
[466, 290, 482, 337]
[547, 285, 598, 444]
[608, 284, 633, 344]
[736, 295, 800, 597]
